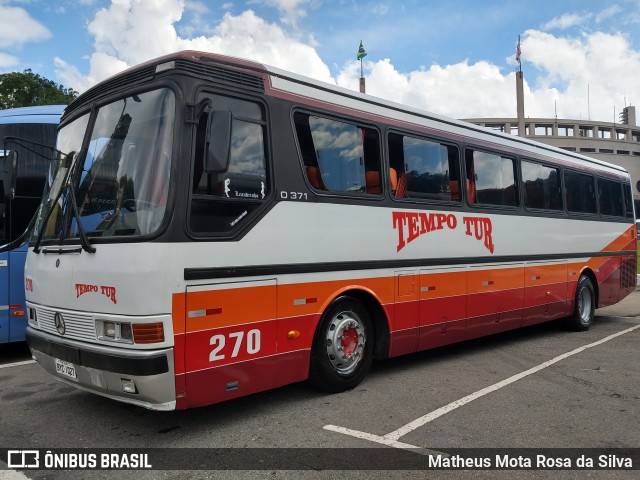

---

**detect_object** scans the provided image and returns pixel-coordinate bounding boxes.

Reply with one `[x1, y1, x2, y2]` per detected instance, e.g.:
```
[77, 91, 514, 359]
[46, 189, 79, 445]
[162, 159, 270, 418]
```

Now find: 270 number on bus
[209, 329, 261, 362]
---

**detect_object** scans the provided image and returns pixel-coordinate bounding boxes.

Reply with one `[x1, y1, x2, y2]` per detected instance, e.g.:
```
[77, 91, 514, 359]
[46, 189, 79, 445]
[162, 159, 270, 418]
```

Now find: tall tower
[516, 71, 525, 136]
[515, 36, 525, 136]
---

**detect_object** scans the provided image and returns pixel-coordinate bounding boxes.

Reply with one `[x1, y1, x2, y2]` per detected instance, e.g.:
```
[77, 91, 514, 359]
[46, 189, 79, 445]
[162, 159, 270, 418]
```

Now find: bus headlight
[120, 323, 133, 342]
[104, 321, 116, 338]
[96, 319, 133, 344]
[96, 320, 163, 344]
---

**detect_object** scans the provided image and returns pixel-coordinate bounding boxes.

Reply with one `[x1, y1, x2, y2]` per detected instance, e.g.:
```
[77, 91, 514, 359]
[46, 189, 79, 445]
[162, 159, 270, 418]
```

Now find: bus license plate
[54, 358, 77, 380]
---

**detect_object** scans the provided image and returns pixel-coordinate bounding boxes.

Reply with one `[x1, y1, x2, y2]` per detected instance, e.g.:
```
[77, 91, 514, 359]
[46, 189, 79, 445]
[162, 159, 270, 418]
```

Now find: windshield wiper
[32, 181, 64, 254]
[33, 180, 96, 255]
[66, 180, 96, 254]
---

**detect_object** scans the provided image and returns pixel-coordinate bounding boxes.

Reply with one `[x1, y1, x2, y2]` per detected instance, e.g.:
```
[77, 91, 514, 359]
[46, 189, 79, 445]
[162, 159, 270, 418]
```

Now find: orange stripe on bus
[277, 277, 394, 319]
[418, 271, 466, 298]
[602, 226, 636, 252]
[172, 253, 628, 341]
[183, 284, 277, 332]
[467, 267, 524, 294]
[524, 263, 567, 287]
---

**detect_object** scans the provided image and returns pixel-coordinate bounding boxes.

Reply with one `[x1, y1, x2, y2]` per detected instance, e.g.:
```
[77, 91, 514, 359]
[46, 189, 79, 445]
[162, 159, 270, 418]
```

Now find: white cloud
[53, 0, 640, 126]
[185, 1, 209, 14]
[55, 52, 129, 93]
[595, 5, 622, 23]
[331, 27, 640, 122]
[0, 5, 51, 48]
[248, 0, 314, 27]
[519, 29, 640, 119]
[56, 0, 332, 91]
[88, 0, 184, 64]
[0, 52, 19, 69]
[371, 3, 391, 16]
[337, 58, 516, 119]
[542, 13, 591, 31]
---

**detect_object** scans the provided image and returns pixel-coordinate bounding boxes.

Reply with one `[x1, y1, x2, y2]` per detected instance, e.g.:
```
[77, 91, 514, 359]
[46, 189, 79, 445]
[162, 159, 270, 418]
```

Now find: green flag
[357, 41, 367, 60]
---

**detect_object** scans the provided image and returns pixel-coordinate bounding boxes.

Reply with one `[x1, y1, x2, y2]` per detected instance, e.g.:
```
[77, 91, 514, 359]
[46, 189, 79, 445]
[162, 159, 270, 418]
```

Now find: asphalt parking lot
[1, 292, 639, 480]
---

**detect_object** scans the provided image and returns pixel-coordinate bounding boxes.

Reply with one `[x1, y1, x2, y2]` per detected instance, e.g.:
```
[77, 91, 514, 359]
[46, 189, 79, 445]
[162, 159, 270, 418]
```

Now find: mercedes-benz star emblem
[54, 312, 66, 335]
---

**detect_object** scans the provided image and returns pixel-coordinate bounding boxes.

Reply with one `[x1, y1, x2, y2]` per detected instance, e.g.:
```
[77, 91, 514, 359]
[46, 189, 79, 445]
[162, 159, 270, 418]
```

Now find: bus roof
[263, 61, 629, 176]
[69, 50, 630, 177]
[0, 105, 65, 125]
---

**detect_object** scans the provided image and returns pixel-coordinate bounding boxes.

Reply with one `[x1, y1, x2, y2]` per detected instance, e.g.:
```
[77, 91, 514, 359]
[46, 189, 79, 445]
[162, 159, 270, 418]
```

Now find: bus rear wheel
[565, 275, 595, 331]
[308, 296, 374, 393]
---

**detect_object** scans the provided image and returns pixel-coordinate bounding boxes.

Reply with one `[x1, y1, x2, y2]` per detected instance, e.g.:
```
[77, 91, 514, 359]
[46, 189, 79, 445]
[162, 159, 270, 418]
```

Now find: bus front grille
[34, 307, 97, 342]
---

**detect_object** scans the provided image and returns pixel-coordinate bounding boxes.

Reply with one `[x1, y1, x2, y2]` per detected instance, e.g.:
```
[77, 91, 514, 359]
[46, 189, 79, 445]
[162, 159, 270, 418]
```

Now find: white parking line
[0, 360, 35, 369]
[324, 323, 640, 447]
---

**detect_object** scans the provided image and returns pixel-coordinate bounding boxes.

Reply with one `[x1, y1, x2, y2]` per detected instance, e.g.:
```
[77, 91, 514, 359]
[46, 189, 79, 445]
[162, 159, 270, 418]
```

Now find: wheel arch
[578, 267, 599, 307]
[316, 286, 390, 361]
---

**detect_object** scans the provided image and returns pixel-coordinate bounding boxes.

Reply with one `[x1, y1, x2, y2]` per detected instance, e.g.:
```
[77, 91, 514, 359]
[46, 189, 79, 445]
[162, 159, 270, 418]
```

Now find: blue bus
[0, 105, 64, 344]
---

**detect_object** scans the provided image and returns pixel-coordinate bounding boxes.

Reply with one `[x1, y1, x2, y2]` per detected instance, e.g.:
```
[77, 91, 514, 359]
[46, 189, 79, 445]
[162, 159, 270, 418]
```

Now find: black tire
[565, 275, 595, 331]
[307, 296, 374, 393]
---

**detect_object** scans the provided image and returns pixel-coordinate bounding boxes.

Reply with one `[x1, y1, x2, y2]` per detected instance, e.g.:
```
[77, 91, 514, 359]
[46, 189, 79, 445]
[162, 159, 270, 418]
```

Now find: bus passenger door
[0, 253, 8, 344]
[391, 270, 419, 356]
[418, 266, 467, 350]
[182, 280, 277, 408]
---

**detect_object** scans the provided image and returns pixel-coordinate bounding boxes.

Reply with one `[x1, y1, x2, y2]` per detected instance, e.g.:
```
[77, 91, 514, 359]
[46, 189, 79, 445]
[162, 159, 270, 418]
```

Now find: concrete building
[465, 69, 640, 211]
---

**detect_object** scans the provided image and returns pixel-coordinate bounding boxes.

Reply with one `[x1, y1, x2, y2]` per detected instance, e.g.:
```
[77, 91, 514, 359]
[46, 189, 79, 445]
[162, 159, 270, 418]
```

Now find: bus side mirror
[204, 109, 232, 173]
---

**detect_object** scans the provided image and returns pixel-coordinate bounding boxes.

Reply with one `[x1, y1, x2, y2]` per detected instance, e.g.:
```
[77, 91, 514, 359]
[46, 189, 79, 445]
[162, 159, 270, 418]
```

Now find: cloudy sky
[0, 0, 639, 123]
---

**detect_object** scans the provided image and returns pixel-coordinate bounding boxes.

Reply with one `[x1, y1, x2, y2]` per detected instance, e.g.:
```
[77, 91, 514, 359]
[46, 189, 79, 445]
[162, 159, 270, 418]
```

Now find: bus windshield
[32, 88, 175, 244]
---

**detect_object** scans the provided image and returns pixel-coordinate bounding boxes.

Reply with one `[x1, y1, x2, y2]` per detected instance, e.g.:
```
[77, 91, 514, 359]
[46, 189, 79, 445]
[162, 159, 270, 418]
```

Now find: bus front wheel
[565, 275, 595, 331]
[308, 296, 374, 393]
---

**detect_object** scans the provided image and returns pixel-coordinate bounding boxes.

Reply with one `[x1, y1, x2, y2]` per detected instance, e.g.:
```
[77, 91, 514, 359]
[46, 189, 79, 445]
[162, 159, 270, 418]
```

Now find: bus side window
[295, 112, 381, 195]
[389, 132, 460, 201]
[466, 153, 477, 204]
[295, 115, 326, 190]
[598, 177, 623, 217]
[189, 94, 269, 235]
[193, 114, 207, 193]
[623, 183, 634, 220]
[387, 133, 405, 197]
[521, 160, 562, 211]
[466, 149, 517, 207]
[565, 170, 596, 214]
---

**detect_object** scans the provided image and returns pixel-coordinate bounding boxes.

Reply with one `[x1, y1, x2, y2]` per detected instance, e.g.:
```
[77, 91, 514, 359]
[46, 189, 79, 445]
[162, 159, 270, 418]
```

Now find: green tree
[0, 69, 78, 109]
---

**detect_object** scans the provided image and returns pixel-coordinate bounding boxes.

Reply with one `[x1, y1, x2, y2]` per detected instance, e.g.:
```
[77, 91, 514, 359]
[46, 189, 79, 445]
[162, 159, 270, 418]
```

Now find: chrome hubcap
[325, 311, 366, 375]
[578, 286, 592, 324]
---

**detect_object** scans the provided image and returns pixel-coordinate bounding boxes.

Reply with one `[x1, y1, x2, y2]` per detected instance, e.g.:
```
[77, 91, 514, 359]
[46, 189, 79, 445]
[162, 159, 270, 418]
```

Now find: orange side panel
[184, 284, 277, 332]
[419, 271, 466, 299]
[468, 267, 524, 295]
[602, 226, 636, 252]
[276, 277, 394, 320]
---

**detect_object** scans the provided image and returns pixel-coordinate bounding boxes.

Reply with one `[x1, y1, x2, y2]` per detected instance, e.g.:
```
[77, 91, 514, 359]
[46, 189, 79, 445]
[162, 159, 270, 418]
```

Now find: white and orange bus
[24, 51, 636, 410]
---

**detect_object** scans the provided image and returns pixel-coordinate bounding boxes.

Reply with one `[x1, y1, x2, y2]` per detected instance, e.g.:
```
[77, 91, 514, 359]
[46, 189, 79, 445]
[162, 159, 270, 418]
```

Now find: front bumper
[27, 327, 176, 410]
